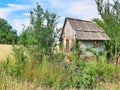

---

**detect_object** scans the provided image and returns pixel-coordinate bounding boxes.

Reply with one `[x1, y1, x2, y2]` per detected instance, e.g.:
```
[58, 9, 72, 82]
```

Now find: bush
[3, 45, 27, 77]
[53, 52, 65, 63]
[95, 61, 120, 83]
[3, 59, 25, 77]
[67, 58, 97, 88]
[64, 46, 120, 89]
[18, 56, 65, 89]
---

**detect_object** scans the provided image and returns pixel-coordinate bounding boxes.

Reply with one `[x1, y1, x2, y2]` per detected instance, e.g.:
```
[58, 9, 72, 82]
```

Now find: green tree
[0, 18, 18, 44]
[19, 3, 60, 61]
[95, 0, 120, 64]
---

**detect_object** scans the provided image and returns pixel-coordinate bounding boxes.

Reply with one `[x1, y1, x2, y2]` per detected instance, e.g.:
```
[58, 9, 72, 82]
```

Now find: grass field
[0, 44, 12, 62]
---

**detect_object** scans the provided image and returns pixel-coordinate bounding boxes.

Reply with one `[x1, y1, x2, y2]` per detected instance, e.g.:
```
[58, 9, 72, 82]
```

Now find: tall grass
[0, 62, 54, 90]
[1, 45, 120, 89]
[1, 57, 66, 89]
[0, 64, 33, 90]
[1, 58, 120, 90]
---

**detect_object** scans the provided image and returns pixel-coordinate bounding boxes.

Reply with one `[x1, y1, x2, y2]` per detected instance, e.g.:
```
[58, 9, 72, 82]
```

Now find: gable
[63, 20, 75, 38]
[60, 18, 75, 41]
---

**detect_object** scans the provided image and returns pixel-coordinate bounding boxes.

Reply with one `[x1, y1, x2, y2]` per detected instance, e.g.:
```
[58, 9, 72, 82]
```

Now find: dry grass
[0, 71, 45, 90]
[0, 44, 13, 62]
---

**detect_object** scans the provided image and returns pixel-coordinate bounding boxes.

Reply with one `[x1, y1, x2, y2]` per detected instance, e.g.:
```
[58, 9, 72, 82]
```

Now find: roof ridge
[66, 17, 92, 23]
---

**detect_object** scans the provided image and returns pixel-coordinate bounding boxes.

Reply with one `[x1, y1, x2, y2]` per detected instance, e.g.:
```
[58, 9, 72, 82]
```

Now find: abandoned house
[60, 17, 110, 57]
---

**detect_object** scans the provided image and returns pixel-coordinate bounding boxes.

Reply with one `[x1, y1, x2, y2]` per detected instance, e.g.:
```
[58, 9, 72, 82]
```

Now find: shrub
[19, 56, 65, 89]
[3, 45, 27, 77]
[3, 60, 24, 77]
[12, 45, 27, 64]
[65, 45, 120, 89]
[67, 59, 97, 89]
[53, 52, 65, 63]
[95, 61, 120, 83]
[64, 46, 97, 89]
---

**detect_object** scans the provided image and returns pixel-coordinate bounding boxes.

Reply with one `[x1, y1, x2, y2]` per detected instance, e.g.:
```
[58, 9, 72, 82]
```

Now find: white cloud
[12, 18, 30, 34]
[7, 3, 29, 9]
[65, 0, 101, 20]
[39, 0, 101, 21]
[0, 8, 11, 18]
[0, 4, 30, 18]
[67, 2, 91, 14]
[48, 0, 64, 8]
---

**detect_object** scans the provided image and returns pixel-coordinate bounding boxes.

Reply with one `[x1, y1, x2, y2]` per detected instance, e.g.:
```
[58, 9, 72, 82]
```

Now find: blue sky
[0, 0, 101, 34]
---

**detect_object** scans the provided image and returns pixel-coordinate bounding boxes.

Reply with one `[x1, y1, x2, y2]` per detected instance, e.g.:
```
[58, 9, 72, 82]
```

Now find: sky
[0, 0, 101, 34]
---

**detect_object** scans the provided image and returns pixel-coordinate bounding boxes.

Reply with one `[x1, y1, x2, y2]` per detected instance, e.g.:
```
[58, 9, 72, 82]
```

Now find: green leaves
[19, 3, 60, 62]
[95, 0, 120, 63]
[0, 18, 18, 44]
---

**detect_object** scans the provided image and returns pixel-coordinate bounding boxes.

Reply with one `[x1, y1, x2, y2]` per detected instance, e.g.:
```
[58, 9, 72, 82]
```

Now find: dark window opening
[66, 39, 69, 52]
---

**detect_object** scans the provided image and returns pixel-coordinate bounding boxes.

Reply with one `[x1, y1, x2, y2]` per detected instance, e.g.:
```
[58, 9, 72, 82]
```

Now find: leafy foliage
[64, 45, 120, 89]
[95, 0, 120, 63]
[1, 43, 120, 89]
[19, 3, 60, 62]
[0, 18, 18, 44]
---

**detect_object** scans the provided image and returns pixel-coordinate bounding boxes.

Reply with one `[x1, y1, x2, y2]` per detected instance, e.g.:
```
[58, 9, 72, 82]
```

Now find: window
[66, 39, 69, 52]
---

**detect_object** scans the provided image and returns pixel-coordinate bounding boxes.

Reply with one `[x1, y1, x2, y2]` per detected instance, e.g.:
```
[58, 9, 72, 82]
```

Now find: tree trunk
[115, 41, 118, 66]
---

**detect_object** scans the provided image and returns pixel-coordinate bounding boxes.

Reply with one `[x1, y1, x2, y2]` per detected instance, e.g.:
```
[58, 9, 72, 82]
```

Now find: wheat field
[0, 44, 12, 62]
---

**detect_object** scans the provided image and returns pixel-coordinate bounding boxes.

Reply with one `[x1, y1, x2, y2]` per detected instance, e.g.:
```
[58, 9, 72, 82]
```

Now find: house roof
[60, 17, 110, 40]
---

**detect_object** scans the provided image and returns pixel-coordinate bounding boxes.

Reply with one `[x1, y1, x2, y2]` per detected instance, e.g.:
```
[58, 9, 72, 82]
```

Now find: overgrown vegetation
[0, 18, 18, 44]
[1, 45, 120, 89]
[94, 0, 120, 64]
[0, 0, 120, 90]
[19, 3, 60, 62]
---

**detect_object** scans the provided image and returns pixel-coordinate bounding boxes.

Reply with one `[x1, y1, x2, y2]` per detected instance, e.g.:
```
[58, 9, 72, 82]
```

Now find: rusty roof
[67, 17, 110, 40]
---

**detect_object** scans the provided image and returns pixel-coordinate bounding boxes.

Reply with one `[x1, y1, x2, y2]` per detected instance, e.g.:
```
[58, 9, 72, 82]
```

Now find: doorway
[66, 39, 69, 52]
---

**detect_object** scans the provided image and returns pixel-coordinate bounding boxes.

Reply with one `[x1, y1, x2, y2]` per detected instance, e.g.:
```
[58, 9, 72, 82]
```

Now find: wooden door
[66, 39, 69, 52]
